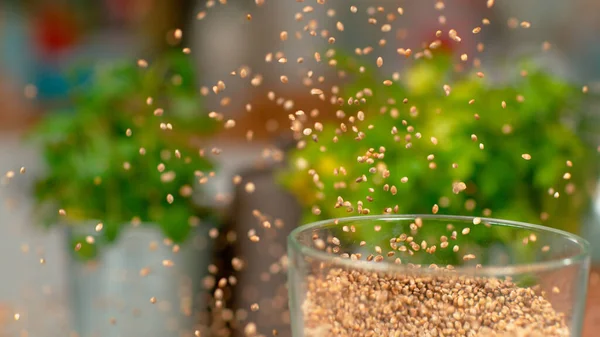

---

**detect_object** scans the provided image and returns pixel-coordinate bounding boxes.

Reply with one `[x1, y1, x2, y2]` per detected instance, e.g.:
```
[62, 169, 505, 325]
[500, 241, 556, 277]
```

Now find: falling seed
[542, 41, 552, 51]
[14, 313, 20, 321]
[472, 27, 481, 34]
[166, 194, 174, 204]
[19, 167, 26, 174]
[250, 303, 260, 311]
[463, 254, 476, 261]
[232, 175, 243, 185]
[231, 257, 244, 271]
[443, 84, 452, 95]
[224, 119, 236, 129]
[280, 31, 288, 41]
[162, 260, 174, 267]
[552, 286, 560, 294]
[174, 29, 183, 39]
[520, 21, 531, 28]
[487, 0, 495, 8]
[430, 40, 442, 49]
[58, 209, 66, 216]
[448, 29, 461, 42]
[521, 153, 532, 160]
[432, 204, 439, 214]
[150, 297, 157, 304]
[245, 182, 256, 193]
[462, 228, 471, 235]
[376, 57, 383, 68]
[582, 86, 589, 93]
[473, 217, 482, 225]
[137, 59, 148, 68]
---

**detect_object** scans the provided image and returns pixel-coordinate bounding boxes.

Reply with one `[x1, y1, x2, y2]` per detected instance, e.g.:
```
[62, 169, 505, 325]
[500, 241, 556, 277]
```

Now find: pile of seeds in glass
[299, 217, 570, 337]
[303, 268, 568, 337]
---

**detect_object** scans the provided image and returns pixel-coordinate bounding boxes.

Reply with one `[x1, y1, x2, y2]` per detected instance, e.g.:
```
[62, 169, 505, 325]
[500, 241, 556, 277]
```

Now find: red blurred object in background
[33, 4, 80, 57]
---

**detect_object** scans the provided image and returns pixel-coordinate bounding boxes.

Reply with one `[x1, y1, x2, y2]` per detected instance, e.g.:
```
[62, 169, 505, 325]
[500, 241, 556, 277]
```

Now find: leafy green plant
[32, 51, 217, 256]
[280, 52, 597, 237]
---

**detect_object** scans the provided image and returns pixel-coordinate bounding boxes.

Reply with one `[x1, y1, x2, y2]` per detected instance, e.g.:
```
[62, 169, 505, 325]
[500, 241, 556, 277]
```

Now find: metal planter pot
[66, 223, 212, 337]
[215, 165, 301, 337]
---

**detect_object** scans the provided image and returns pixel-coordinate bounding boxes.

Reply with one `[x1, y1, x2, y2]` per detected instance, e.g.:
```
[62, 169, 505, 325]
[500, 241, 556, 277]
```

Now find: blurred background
[0, 0, 598, 336]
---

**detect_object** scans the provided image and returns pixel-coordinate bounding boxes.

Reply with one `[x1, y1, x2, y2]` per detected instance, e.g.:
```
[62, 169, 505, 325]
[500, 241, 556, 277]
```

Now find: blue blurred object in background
[0, 4, 35, 87]
[33, 63, 72, 101]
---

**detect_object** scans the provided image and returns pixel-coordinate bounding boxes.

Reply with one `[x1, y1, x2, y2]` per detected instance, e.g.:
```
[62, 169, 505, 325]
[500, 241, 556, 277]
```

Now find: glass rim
[288, 214, 591, 277]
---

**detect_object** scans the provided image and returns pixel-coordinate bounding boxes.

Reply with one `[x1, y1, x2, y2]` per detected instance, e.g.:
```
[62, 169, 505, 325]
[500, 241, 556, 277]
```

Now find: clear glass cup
[288, 215, 591, 337]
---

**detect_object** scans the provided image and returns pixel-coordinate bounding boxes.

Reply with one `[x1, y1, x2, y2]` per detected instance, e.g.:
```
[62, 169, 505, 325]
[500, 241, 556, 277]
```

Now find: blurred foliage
[32, 51, 218, 255]
[280, 52, 598, 236]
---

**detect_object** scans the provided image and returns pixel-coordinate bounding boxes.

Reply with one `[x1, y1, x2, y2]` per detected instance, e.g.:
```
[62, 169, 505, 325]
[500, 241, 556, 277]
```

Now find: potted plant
[31, 51, 218, 337]
[279, 51, 598, 265]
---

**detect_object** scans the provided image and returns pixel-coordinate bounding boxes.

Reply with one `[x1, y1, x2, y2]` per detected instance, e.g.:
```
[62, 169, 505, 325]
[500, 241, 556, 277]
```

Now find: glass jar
[288, 215, 590, 336]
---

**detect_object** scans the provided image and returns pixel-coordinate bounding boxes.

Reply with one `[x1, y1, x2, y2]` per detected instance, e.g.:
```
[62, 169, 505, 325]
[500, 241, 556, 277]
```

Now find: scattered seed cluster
[6, 0, 597, 336]
[303, 267, 569, 337]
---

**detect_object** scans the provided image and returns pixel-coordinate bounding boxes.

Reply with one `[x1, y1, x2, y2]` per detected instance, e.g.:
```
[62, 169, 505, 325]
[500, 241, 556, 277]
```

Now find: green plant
[32, 51, 217, 256]
[280, 52, 598, 237]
